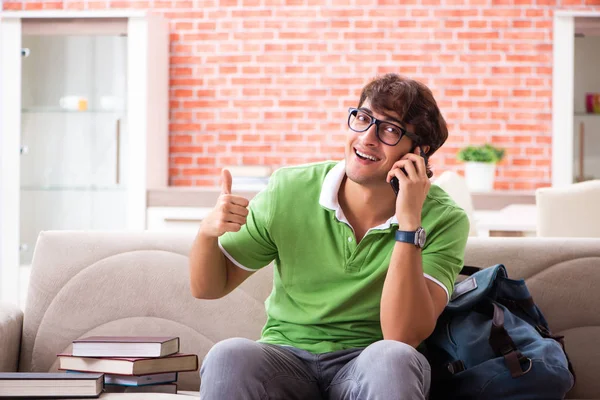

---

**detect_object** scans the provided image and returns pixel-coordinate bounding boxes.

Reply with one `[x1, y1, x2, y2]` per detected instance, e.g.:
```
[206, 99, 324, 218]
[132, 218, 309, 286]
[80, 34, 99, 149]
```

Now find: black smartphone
[390, 147, 429, 196]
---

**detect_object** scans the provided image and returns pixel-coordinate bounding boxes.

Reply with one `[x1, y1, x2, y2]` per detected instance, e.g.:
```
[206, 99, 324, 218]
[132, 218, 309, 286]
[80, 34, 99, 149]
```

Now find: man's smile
[354, 147, 381, 162]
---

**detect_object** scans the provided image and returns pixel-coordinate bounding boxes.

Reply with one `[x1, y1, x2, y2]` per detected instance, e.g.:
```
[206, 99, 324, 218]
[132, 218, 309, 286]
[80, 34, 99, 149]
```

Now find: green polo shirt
[219, 160, 470, 354]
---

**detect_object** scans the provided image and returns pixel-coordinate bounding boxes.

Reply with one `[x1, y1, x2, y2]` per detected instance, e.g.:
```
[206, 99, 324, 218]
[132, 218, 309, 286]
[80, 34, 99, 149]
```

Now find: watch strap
[395, 230, 417, 245]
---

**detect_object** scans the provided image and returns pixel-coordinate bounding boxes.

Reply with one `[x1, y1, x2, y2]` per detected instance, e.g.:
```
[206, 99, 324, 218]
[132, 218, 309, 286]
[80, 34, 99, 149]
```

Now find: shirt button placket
[344, 228, 358, 271]
[344, 232, 352, 258]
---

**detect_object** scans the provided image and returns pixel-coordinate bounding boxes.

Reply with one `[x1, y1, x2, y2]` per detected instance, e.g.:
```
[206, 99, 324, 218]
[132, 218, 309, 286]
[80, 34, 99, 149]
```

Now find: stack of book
[57, 336, 198, 394]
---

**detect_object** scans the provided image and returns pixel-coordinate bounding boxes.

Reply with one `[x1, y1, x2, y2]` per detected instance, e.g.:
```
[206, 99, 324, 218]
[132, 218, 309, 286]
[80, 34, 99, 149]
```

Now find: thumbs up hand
[221, 168, 233, 195]
[199, 169, 250, 238]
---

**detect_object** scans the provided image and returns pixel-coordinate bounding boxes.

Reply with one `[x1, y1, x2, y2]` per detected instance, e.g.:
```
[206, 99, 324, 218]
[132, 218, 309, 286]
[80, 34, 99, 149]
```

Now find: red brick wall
[5, 1, 600, 190]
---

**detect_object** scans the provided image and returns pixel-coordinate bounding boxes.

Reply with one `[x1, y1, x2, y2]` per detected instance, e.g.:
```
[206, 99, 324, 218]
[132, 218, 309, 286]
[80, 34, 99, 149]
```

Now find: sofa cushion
[0, 302, 23, 372]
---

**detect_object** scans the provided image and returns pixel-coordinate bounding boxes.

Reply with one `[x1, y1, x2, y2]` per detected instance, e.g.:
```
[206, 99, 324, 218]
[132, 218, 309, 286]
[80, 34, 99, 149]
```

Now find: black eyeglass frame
[347, 107, 420, 146]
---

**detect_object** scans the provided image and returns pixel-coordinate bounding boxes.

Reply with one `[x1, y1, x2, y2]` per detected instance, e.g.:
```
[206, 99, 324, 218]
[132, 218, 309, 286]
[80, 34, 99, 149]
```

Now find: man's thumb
[221, 169, 232, 195]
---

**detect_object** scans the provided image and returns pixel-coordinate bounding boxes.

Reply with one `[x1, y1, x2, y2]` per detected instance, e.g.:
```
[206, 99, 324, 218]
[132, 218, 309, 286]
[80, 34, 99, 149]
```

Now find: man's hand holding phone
[199, 169, 250, 237]
[386, 147, 431, 230]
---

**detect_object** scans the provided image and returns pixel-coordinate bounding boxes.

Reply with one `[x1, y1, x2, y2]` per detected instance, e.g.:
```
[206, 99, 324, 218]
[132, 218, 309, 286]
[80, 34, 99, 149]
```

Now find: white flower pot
[464, 162, 496, 192]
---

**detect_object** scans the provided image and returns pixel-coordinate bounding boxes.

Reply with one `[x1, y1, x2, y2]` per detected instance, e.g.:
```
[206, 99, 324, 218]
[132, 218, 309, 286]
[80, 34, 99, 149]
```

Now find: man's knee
[360, 340, 428, 374]
[350, 340, 430, 399]
[201, 337, 262, 375]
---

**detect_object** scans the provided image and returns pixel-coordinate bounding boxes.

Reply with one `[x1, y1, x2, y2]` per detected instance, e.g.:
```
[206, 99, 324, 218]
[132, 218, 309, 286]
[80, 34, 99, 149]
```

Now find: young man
[189, 73, 470, 400]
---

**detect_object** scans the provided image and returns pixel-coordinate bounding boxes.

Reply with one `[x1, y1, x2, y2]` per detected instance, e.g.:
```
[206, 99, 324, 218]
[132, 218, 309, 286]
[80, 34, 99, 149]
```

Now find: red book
[58, 352, 198, 376]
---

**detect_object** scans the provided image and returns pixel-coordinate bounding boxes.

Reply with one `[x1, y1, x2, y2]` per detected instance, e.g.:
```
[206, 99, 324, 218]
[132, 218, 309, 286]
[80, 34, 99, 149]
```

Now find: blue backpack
[423, 264, 576, 400]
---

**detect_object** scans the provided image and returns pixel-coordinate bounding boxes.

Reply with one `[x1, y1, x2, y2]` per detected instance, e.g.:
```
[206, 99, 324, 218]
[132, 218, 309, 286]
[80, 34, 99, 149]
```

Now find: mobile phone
[390, 147, 429, 196]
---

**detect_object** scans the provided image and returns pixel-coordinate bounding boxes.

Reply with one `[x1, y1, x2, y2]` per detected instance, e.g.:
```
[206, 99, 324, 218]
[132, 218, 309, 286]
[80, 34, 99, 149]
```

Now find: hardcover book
[58, 352, 198, 376]
[72, 336, 179, 357]
[0, 372, 103, 398]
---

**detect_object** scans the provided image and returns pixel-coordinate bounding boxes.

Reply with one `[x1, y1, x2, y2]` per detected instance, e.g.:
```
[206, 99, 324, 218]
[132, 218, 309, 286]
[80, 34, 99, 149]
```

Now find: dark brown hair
[358, 73, 448, 177]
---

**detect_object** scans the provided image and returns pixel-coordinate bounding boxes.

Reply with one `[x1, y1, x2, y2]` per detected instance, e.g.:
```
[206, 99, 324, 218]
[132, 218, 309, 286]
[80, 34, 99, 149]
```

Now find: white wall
[20, 35, 128, 264]
[573, 36, 600, 180]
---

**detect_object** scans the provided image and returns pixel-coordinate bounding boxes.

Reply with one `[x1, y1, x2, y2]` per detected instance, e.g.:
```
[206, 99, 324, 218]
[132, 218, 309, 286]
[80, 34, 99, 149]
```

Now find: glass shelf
[20, 185, 126, 192]
[22, 107, 125, 114]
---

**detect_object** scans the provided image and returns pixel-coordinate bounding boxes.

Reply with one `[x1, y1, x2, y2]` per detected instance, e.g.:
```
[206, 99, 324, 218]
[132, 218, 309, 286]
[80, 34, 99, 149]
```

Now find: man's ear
[421, 145, 431, 155]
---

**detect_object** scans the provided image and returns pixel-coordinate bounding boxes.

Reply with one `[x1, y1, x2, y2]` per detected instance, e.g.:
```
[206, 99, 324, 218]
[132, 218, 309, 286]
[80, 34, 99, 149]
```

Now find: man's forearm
[189, 232, 228, 299]
[380, 242, 436, 347]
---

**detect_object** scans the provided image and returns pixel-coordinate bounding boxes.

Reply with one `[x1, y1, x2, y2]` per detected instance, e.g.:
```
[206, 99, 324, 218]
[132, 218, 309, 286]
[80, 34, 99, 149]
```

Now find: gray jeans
[199, 338, 431, 400]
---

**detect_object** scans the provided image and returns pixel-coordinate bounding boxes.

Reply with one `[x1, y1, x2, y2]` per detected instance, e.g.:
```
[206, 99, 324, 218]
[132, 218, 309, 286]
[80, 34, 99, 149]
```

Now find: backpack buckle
[504, 349, 533, 378]
[446, 360, 466, 375]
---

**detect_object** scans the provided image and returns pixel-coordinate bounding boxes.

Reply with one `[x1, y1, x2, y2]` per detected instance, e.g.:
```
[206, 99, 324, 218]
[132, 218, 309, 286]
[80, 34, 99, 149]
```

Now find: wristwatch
[395, 227, 427, 249]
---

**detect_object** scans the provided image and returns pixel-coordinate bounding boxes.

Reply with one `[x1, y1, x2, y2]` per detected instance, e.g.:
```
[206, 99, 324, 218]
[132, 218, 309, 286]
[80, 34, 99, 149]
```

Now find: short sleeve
[421, 208, 470, 301]
[218, 177, 278, 271]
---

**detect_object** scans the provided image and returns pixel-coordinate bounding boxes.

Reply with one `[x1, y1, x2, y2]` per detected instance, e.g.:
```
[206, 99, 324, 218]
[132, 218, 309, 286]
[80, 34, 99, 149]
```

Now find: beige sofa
[536, 179, 600, 238]
[1, 231, 600, 399]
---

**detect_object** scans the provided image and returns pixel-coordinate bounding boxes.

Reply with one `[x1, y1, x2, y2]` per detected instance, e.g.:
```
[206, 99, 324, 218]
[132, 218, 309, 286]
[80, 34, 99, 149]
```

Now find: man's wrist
[196, 225, 219, 242]
[395, 225, 427, 248]
[396, 219, 421, 231]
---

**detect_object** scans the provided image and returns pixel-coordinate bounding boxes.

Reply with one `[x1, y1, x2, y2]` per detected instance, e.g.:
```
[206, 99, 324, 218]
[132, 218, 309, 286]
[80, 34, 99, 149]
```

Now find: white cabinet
[553, 12, 600, 187]
[0, 11, 169, 305]
[146, 207, 213, 233]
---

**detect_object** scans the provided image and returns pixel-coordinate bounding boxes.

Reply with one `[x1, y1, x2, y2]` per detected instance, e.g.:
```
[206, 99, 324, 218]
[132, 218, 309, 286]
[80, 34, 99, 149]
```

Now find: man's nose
[359, 124, 379, 146]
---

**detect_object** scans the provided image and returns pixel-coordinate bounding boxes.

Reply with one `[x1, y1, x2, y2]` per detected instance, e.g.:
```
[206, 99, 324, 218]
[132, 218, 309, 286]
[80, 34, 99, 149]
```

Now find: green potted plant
[457, 144, 505, 192]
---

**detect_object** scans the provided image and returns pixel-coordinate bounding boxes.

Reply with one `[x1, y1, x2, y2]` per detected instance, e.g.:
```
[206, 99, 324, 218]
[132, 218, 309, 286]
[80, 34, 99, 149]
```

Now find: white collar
[319, 161, 398, 231]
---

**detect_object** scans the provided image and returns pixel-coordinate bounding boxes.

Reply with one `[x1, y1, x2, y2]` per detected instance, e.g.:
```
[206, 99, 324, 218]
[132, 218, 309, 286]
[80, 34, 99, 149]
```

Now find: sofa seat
[1, 232, 600, 398]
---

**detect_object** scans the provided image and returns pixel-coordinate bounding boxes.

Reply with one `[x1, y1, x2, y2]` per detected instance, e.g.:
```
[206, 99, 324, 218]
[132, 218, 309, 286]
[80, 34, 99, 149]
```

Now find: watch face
[416, 228, 426, 247]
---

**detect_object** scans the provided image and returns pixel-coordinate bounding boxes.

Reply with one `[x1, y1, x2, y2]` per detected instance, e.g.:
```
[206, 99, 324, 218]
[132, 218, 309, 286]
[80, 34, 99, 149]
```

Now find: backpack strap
[487, 303, 533, 378]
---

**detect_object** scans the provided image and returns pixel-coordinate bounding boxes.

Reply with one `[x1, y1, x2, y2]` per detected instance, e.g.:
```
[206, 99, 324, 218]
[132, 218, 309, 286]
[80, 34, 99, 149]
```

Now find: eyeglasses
[347, 107, 419, 146]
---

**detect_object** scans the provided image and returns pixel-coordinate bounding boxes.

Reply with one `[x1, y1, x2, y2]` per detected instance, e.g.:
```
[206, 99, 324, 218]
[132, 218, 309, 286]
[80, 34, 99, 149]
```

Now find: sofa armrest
[0, 302, 23, 372]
